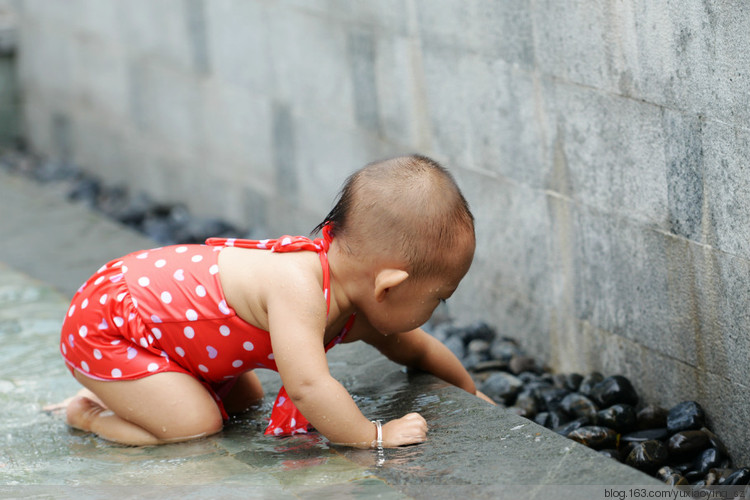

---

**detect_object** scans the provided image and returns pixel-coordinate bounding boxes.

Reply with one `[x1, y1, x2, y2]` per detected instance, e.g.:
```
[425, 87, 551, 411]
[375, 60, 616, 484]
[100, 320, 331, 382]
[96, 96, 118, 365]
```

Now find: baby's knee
[154, 408, 223, 442]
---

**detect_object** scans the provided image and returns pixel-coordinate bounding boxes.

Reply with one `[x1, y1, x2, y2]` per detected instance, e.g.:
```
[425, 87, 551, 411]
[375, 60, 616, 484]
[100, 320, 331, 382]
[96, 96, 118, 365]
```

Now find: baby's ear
[373, 269, 409, 302]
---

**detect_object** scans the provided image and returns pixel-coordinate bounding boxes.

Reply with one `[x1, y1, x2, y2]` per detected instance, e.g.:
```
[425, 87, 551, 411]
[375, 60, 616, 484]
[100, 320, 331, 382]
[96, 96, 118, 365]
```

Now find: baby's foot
[42, 395, 76, 414]
[43, 388, 106, 414]
[66, 396, 108, 432]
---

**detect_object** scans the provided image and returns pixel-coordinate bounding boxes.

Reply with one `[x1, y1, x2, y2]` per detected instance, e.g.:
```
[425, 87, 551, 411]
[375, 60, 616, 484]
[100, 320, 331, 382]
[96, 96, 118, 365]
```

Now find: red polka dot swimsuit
[60, 226, 355, 436]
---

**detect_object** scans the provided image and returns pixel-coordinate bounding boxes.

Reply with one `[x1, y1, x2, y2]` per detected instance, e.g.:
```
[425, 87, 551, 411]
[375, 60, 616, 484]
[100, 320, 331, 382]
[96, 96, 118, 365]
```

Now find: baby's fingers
[382, 412, 428, 447]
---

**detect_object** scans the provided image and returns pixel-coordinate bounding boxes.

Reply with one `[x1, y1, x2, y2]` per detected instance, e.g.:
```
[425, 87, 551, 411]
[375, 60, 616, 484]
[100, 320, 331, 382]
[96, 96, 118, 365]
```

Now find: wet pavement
[0, 170, 659, 498]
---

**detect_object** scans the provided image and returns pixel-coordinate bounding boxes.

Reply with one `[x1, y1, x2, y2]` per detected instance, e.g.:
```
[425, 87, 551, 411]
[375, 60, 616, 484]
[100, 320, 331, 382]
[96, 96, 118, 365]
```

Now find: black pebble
[666, 401, 706, 433]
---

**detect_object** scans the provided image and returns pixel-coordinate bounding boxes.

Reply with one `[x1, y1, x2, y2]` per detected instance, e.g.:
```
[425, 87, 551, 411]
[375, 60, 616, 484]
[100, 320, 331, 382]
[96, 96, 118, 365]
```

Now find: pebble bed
[431, 321, 750, 487]
[2, 149, 748, 487]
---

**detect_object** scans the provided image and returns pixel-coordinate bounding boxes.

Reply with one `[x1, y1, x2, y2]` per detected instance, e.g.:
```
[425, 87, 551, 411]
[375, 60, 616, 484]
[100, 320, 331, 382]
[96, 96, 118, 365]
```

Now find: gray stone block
[692, 244, 750, 386]
[201, 80, 274, 189]
[348, 30, 380, 133]
[570, 205, 699, 366]
[414, 0, 534, 68]
[701, 119, 750, 260]
[127, 60, 203, 150]
[631, 1, 750, 127]
[272, 101, 298, 202]
[663, 109, 704, 242]
[204, 0, 273, 92]
[531, 1, 619, 91]
[116, 0, 195, 72]
[544, 82, 669, 227]
[372, 35, 426, 149]
[267, 8, 355, 128]
[421, 46, 546, 187]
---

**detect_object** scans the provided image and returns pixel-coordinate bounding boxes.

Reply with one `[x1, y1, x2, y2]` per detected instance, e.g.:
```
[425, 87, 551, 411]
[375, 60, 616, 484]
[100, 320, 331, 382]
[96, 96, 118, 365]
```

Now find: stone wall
[14, 1, 750, 463]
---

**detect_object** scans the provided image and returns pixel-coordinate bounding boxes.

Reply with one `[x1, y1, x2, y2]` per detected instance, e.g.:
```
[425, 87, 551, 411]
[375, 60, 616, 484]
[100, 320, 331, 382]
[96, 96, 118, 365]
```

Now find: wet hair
[313, 154, 475, 279]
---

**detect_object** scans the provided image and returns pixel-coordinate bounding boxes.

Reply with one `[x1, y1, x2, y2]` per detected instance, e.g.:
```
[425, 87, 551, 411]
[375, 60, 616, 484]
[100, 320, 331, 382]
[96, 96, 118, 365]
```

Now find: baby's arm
[266, 276, 427, 448]
[363, 327, 494, 403]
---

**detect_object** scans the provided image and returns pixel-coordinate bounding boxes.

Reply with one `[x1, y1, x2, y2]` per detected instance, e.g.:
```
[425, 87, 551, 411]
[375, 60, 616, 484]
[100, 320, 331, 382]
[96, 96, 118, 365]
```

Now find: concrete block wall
[14, 0, 750, 463]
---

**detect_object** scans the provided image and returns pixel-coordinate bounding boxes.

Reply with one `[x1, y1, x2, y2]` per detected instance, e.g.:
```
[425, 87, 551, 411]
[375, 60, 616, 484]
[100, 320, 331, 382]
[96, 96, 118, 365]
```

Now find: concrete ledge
[0, 170, 659, 495]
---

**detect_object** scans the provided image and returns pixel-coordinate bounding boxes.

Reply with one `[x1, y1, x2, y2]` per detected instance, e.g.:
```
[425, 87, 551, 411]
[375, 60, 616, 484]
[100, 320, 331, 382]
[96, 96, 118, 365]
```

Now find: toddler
[57, 154, 491, 448]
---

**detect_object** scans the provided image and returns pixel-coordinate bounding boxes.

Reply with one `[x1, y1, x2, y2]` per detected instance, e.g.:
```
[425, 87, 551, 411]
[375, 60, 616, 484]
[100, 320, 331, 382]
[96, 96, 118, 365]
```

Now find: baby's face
[370, 243, 474, 335]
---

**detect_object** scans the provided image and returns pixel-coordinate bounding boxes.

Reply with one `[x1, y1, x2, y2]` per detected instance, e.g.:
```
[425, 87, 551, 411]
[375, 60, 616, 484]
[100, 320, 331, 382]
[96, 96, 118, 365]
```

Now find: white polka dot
[150, 314, 162, 323]
[186, 309, 198, 321]
[98, 318, 108, 330]
[218, 300, 231, 315]
[147, 363, 159, 372]
[111, 368, 122, 378]
[138, 277, 150, 287]
[128, 313, 136, 321]
[67, 305, 76, 317]
[136, 252, 149, 259]
[184, 326, 195, 339]
[110, 339, 121, 345]
[195, 285, 206, 297]
[173, 269, 185, 281]
[110, 274, 123, 283]
[274, 427, 283, 436]
[93, 349, 103, 360]
[116, 292, 126, 302]
[160, 291, 172, 304]
[175, 346, 185, 356]
[209, 264, 219, 275]
[147, 334, 154, 344]
[94, 276, 105, 285]
[155, 259, 166, 268]
[81, 361, 90, 372]
[219, 325, 230, 336]
[206, 346, 218, 359]
[127, 346, 137, 359]
[132, 298, 138, 308]
[232, 360, 243, 368]
[176, 246, 188, 253]
[97, 265, 107, 273]
[81, 298, 88, 309]
[198, 364, 209, 373]
[99, 294, 108, 305]
[78, 326, 88, 338]
[291, 417, 296, 427]
[114, 316, 124, 327]
[243, 341, 254, 351]
[152, 327, 162, 339]
[121, 265, 128, 273]
[268, 353, 275, 360]
[140, 338, 149, 348]
[61, 343, 67, 355]
[68, 334, 74, 347]
[277, 396, 286, 407]
[191, 255, 203, 263]
[281, 237, 292, 246]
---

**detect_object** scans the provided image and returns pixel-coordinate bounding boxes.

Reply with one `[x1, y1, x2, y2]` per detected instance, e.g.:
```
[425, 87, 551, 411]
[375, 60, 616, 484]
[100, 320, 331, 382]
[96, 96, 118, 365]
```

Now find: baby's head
[315, 155, 475, 283]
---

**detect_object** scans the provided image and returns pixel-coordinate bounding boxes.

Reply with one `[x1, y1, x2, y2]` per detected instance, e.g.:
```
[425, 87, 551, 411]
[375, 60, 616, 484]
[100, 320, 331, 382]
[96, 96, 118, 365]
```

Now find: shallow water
[0, 263, 412, 496]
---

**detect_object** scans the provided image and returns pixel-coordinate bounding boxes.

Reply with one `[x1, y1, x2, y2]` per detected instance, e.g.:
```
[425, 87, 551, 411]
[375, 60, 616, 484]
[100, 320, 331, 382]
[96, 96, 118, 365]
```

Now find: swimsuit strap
[206, 225, 334, 315]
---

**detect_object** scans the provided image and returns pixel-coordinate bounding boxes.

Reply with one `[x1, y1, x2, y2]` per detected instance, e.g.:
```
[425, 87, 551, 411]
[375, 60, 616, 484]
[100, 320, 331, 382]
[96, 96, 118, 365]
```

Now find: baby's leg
[68, 370, 223, 446]
[222, 370, 265, 414]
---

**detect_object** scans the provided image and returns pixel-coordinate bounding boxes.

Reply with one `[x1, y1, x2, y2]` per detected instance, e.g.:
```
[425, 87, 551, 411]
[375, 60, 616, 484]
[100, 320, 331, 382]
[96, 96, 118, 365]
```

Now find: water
[0, 264, 406, 495]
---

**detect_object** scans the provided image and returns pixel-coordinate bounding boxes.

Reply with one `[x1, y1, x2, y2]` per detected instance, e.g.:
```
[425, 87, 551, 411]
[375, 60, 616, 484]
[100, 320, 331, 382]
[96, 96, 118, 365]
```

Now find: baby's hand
[381, 412, 428, 447]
